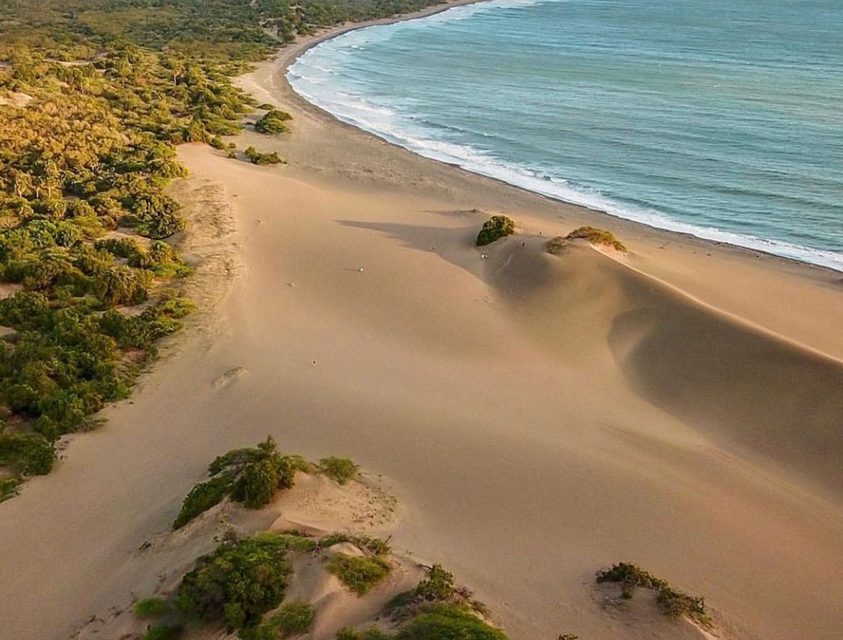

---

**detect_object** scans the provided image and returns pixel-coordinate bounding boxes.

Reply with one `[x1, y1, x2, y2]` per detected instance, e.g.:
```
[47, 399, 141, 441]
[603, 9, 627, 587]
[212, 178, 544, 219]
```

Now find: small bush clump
[326, 552, 392, 595]
[319, 456, 359, 485]
[245, 146, 284, 166]
[596, 562, 709, 626]
[255, 109, 292, 134]
[565, 226, 626, 252]
[388, 564, 480, 621]
[476, 215, 515, 247]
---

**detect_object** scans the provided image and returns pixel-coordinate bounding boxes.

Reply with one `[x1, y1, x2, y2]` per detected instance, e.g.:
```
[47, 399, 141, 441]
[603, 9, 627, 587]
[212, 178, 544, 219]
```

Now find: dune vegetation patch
[565, 226, 626, 252]
[597, 562, 710, 627]
[130, 440, 515, 640]
[319, 455, 360, 485]
[476, 215, 515, 247]
[255, 108, 292, 134]
[245, 145, 284, 165]
[326, 552, 392, 595]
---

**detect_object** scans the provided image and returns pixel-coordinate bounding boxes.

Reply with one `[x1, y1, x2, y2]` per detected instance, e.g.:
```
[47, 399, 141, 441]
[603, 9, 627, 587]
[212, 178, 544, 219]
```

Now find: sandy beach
[1, 3, 842, 639]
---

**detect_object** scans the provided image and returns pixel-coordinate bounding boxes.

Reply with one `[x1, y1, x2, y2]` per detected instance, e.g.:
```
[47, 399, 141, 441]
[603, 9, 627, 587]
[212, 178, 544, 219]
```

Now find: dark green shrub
[93, 264, 151, 305]
[326, 553, 391, 595]
[176, 533, 294, 630]
[233, 457, 281, 509]
[319, 456, 359, 485]
[565, 226, 626, 252]
[410, 564, 455, 602]
[388, 564, 459, 618]
[134, 597, 171, 619]
[255, 109, 292, 134]
[245, 146, 284, 166]
[172, 475, 234, 530]
[174, 437, 300, 528]
[476, 216, 515, 247]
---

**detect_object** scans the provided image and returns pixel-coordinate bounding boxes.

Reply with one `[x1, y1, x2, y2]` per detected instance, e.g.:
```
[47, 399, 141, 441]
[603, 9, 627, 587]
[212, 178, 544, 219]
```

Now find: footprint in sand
[213, 366, 248, 388]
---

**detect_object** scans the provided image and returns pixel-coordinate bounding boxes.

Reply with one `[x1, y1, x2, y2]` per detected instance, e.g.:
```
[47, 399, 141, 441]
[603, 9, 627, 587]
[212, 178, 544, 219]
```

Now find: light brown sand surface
[1, 8, 843, 640]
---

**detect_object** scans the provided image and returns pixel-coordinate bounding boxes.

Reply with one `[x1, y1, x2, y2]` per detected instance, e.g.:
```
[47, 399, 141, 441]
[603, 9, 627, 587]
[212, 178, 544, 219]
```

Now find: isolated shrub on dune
[245, 146, 284, 166]
[476, 216, 515, 246]
[173, 437, 302, 528]
[565, 226, 626, 252]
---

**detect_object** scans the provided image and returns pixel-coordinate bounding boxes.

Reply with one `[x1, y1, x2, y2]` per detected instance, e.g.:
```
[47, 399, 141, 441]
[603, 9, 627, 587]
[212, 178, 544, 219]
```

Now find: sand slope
[2, 17, 843, 640]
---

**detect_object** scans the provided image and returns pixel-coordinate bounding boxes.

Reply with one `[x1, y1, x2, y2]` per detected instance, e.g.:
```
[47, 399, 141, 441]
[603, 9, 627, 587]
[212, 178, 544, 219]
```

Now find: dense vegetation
[172, 436, 308, 529]
[139, 528, 509, 640]
[597, 562, 710, 626]
[176, 531, 296, 630]
[0, 0, 445, 500]
[476, 215, 516, 246]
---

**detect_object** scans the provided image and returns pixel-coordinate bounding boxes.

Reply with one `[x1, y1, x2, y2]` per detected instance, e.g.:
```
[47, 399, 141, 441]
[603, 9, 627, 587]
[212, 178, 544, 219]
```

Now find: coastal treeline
[0, 0, 444, 499]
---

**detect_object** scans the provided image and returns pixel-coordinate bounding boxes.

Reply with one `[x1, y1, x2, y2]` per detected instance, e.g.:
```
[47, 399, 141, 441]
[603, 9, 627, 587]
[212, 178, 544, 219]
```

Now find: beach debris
[358, 267, 365, 272]
[481, 253, 488, 260]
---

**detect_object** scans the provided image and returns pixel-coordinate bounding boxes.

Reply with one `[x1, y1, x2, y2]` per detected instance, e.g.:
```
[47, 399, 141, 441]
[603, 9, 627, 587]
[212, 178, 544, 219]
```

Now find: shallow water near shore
[288, 0, 843, 270]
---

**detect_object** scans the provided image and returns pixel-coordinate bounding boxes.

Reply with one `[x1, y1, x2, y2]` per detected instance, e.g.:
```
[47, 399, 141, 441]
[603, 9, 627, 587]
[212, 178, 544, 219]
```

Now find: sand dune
[1, 17, 843, 640]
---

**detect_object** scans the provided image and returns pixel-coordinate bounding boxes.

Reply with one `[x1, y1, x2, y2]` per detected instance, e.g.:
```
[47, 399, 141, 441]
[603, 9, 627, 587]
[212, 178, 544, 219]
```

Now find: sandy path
[2, 6, 843, 640]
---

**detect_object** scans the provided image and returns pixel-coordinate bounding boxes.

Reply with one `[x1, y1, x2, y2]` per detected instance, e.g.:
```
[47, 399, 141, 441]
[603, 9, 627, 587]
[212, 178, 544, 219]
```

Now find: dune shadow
[608, 270, 843, 498]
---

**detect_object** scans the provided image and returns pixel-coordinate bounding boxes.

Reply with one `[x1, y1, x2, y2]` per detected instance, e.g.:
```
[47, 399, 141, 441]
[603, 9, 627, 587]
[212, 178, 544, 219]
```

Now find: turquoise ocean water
[287, 0, 843, 270]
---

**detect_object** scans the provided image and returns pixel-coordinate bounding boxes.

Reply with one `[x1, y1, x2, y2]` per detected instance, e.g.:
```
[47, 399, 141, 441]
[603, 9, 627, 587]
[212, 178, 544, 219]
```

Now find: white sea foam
[288, 0, 843, 272]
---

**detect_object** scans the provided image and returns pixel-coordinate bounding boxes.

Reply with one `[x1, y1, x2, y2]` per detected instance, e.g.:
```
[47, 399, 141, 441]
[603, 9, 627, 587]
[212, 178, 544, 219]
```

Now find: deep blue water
[288, 0, 843, 270]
